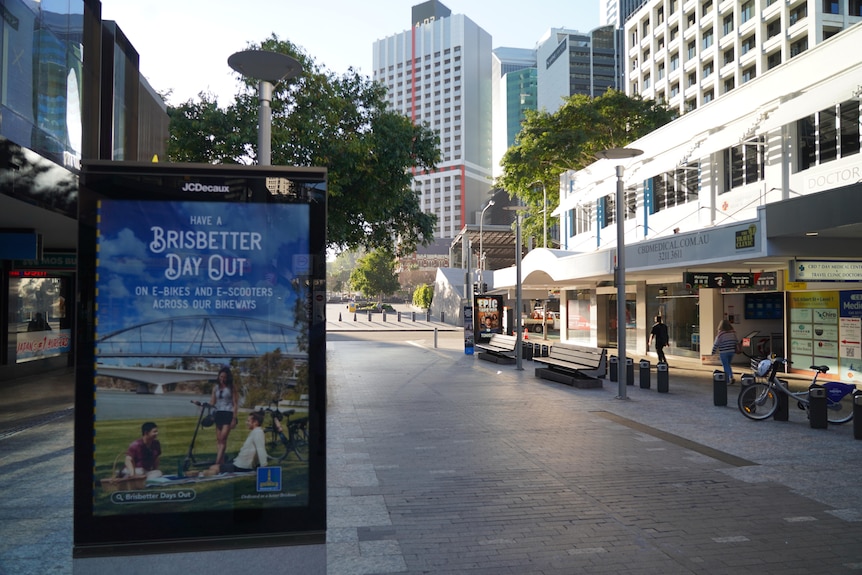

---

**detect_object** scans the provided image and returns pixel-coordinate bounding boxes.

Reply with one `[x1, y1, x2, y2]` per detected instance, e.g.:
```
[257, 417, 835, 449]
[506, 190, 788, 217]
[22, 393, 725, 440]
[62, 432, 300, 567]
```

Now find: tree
[349, 249, 401, 303]
[412, 283, 433, 310]
[167, 35, 440, 256]
[496, 90, 675, 245]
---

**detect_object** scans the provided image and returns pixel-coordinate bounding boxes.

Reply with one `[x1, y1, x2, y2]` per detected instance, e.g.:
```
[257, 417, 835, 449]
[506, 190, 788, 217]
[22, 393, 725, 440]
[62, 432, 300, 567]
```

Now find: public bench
[475, 333, 518, 364]
[533, 343, 607, 388]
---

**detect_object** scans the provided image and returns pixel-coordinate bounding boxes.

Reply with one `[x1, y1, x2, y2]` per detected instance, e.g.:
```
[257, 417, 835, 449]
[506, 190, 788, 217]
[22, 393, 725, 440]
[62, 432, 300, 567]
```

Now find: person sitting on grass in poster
[122, 422, 163, 479]
[201, 411, 270, 476]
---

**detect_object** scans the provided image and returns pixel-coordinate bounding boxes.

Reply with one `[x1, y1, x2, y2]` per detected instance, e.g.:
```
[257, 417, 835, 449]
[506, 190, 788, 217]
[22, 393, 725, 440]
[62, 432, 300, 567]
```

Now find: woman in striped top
[711, 319, 739, 384]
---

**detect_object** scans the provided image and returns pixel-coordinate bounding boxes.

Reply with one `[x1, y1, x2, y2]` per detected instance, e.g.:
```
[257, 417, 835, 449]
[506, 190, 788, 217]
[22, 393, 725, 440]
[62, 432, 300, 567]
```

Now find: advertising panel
[787, 290, 862, 382]
[474, 295, 503, 343]
[74, 162, 326, 554]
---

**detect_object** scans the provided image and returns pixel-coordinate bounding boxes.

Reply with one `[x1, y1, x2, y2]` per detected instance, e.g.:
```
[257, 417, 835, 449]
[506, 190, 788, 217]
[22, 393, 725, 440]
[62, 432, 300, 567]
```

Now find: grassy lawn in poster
[93, 199, 311, 516]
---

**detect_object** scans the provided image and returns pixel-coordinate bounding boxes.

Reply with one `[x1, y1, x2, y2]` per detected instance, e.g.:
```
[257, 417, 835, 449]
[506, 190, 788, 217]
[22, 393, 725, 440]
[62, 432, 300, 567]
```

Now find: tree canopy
[168, 35, 440, 256]
[496, 90, 675, 245]
[349, 249, 401, 302]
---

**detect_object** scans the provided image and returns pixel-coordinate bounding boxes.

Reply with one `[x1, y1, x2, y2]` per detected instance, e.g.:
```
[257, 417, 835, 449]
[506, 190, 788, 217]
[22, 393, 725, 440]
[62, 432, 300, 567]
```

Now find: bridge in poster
[95, 315, 305, 393]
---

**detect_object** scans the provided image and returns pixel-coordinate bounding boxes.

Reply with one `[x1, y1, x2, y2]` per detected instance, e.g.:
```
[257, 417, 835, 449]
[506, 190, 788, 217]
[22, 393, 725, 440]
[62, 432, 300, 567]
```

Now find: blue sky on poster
[96, 201, 308, 358]
[99, 1, 600, 106]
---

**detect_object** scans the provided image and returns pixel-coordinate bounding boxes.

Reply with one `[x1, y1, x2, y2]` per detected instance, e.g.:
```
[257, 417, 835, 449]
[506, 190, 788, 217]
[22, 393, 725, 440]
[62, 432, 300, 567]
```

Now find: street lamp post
[479, 199, 495, 279]
[595, 147, 643, 399]
[228, 50, 303, 166]
[529, 180, 548, 248]
[505, 205, 528, 371]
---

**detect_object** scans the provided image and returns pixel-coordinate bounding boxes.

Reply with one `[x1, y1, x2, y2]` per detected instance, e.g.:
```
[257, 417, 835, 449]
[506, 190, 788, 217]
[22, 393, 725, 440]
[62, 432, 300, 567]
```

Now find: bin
[656, 362, 669, 393]
[809, 384, 827, 429]
[625, 358, 634, 386]
[520, 341, 533, 361]
[609, 356, 618, 382]
[740, 374, 755, 387]
[854, 391, 862, 440]
[541, 344, 550, 357]
[713, 370, 727, 406]
[639, 360, 651, 389]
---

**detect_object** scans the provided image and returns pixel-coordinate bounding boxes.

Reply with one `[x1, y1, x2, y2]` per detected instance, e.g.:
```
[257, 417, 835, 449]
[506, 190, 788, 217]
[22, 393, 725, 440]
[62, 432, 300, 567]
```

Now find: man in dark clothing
[649, 316, 669, 364]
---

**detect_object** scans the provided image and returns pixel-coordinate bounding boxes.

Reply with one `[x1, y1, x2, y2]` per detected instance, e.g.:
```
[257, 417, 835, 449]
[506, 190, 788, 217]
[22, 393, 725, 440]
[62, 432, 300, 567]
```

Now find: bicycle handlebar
[190, 400, 213, 408]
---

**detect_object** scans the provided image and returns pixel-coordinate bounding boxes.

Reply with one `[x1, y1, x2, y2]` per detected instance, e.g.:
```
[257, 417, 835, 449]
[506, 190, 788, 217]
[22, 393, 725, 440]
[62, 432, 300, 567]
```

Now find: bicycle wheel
[264, 428, 287, 461]
[738, 383, 778, 420]
[826, 396, 854, 424]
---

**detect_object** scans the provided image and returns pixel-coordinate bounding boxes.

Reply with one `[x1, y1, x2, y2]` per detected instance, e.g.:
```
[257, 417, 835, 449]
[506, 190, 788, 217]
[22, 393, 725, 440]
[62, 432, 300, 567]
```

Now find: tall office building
[491, 47, 537, 177]
[602, 0, 650, 27]
[625, 0, 862, 115]
[536, 26, 620, 114]
[373, 1, 493, 239]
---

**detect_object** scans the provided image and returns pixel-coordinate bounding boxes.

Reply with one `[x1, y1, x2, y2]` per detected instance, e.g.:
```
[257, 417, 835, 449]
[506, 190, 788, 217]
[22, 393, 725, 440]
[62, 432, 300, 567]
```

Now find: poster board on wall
[74, 161, 326, 555]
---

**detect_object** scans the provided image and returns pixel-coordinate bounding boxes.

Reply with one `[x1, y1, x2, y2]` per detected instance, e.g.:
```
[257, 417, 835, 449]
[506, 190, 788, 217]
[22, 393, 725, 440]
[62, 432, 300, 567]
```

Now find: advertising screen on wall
[74, 161, 326, 554]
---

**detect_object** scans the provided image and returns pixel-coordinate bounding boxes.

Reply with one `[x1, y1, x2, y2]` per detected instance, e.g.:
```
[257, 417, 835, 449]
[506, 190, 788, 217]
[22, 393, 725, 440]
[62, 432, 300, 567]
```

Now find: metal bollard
[625, 357, 634, 386]
[809, 384, 828, 429]
[773, 380, 789, 421]
[397, 311, 401, 322]
[367, 310, 372, 321]
[434, 327, 438, 348]
[609, 356, 619, 382]
[656, 362, 669, 393]
[426, 310, 431, 322]
[382, 310, 387, 322]
[441, 311, 445, 323]
[854, 391, 862, 440]
[639, 360, 651, 389]
[713, 370, 727, 406]
[412, 311, 416, 322]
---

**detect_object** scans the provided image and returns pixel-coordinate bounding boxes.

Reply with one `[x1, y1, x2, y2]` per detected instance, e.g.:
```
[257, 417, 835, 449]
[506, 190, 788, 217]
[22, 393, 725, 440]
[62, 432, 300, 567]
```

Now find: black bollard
[773, 381, 789, 421]
[713, 370, 727, 406]
[809, 384, 828, 429]
[656, 362, 669, 393]
[639, 360, 651, 389]
[854, 391, 862, 440]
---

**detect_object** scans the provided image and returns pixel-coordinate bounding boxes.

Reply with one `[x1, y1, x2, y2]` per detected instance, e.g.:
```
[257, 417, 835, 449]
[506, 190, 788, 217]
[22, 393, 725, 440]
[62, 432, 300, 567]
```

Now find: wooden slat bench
[533, 343, 607, 388]
[475, 333, 518, 364]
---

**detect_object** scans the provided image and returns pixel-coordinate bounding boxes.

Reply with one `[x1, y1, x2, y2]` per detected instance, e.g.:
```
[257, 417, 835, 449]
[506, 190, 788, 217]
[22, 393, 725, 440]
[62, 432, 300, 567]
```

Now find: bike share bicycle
[737, 356, 856, 424]
[261, 399, 308, 462]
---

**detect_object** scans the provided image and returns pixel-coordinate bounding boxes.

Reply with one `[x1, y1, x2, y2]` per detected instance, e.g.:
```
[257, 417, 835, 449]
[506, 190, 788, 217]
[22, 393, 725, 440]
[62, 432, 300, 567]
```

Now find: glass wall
[0, 0, 85, 168]
[7, 274, 72, 363]
[646, 283, 699, 358]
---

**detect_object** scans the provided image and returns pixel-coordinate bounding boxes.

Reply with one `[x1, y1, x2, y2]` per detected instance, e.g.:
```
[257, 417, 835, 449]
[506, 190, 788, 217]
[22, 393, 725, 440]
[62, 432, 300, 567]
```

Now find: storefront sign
[684, 272, 753, 288]
[794, 260, 862, 282]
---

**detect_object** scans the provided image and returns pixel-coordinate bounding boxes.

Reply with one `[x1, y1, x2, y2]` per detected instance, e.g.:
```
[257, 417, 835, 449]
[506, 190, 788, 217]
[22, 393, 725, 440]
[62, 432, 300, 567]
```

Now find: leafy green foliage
[412, 283, 433, 310]
[349, 249, 401, 301]
[497, 90, 675, 245]
[167, 35, 440, 255]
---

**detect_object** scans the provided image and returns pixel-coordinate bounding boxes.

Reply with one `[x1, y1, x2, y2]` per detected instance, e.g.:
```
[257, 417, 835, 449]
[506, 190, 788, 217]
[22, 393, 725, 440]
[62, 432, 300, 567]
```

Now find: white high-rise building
[373, 1, 493, 239]
[625, 0, 862, 115]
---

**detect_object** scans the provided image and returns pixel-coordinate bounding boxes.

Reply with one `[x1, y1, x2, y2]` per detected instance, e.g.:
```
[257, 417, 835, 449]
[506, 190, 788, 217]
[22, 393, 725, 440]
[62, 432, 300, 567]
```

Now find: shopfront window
[8, 275, 71, 363]
[647, 284, 699, 358]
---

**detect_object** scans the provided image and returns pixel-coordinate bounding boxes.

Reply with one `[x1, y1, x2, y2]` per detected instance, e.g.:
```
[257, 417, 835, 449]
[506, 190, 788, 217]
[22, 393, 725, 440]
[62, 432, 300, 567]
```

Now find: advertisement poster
[92, 199, 311, 516]
[474, 295, 503, 343]
[786, 291, 862, 380]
